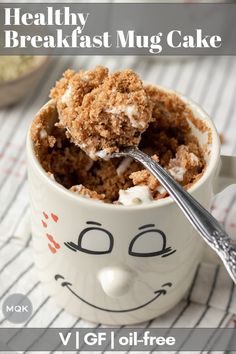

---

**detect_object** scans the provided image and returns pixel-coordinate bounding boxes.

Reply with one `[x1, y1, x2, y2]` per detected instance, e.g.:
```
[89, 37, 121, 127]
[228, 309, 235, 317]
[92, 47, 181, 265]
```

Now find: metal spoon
[112, 147, 236, 284]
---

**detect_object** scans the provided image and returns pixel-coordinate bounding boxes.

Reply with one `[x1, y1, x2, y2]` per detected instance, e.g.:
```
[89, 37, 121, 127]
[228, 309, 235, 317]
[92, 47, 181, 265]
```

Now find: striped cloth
[0, 56, 236, 354]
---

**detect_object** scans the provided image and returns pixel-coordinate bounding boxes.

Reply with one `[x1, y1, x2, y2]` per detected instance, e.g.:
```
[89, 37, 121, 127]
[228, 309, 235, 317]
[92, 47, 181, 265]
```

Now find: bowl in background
[0, 56, 50, 108]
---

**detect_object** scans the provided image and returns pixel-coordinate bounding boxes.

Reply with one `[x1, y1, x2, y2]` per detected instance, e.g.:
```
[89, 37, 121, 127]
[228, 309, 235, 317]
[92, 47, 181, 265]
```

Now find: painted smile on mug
[55, 222, 175, 312]
[54, 274, 172, 313]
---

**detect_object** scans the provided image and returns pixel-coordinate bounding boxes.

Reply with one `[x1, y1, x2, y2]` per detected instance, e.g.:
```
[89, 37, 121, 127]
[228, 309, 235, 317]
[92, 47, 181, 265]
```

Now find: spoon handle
[125, 147, 236, 283]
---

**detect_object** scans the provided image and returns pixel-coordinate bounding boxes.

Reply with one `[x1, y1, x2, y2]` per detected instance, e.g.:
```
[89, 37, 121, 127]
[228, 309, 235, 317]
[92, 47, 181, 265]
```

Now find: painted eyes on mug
[128, 224, 176, 257]
[64, 221, 114, 255]
[64, 222, 176, 257]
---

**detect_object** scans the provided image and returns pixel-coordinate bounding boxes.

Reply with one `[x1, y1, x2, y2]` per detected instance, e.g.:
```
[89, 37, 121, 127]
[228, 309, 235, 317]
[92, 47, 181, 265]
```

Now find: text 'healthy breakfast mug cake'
[27, 66, 220, 325]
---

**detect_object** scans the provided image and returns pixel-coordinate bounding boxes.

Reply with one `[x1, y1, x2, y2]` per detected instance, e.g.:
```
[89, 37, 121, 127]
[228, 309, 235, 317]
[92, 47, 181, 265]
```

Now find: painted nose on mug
[98, 266, 135, 297]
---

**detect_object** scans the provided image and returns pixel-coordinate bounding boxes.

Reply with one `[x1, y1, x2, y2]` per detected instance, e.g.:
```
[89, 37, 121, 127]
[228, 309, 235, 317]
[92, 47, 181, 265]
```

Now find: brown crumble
[50, 67, 153, 159]
[31, 67, 208, 204]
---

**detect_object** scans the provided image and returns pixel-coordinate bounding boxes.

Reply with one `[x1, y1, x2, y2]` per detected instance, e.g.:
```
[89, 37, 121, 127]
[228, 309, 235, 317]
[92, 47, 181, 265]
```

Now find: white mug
[27, 85, 235, 325]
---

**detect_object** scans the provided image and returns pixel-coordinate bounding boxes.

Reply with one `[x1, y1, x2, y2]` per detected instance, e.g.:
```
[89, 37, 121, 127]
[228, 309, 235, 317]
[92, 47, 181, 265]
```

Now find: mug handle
[214, 155, 236, 194]
[208, 155, 236, 281]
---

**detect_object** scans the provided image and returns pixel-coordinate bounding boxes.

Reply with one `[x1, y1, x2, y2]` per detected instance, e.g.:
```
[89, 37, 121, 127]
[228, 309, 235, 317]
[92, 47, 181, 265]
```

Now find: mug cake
[31, 66, 207, 205]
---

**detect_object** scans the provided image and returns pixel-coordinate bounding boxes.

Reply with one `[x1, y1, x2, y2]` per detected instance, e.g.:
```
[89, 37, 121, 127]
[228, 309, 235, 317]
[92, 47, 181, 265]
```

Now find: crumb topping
[31, 68, 208, 205]
[50, 67, 153, 159]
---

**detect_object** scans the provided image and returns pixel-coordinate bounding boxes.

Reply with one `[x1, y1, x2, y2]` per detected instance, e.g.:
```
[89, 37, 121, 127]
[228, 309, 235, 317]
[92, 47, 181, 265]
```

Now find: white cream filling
[116, 157, 132, 176]
[87, 150, 110, 160]
[156, 185, 166, 194]
[118, 186, 153, 206]
[189, 153, 199, 165]
[61, 84, 73, 105]
[106, 105, 145, 129]
[95, 150, 109, 159]
[87, 149, 110, 160]
[168, 166, 186, 182]
[76, 142, 110, 161]
[39, 129, 47, 139]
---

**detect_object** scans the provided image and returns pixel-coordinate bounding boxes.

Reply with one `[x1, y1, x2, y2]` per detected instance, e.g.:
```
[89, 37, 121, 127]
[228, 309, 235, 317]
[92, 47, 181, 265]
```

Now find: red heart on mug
[41, 220, 47, 228]
[43, 211, 48, 219]
[51, 213, 58, 223]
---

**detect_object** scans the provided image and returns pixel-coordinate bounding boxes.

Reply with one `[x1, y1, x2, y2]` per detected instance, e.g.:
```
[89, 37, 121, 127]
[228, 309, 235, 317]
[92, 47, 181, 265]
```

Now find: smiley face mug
[27, 85, 232, 325]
